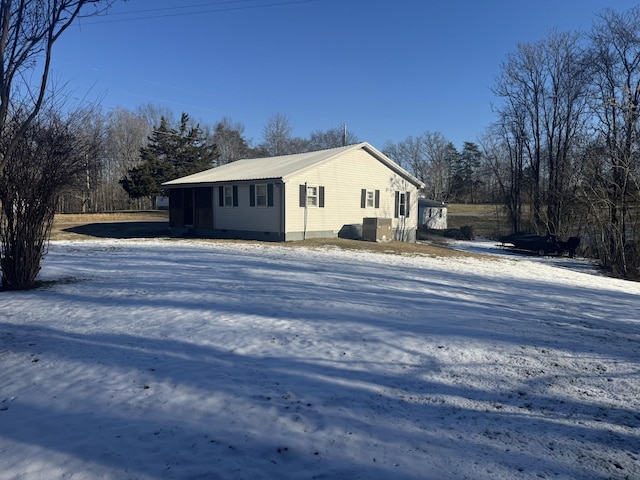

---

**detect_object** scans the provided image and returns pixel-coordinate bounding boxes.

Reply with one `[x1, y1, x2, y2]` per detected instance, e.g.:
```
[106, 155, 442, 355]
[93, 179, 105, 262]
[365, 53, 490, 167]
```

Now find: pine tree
[121, 113, 218, 206]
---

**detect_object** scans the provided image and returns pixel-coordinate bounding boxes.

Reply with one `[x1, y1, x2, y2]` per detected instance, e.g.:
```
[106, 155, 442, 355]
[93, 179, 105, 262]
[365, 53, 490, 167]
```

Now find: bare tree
[308, 124, 358, 150]
[481, 118, 529, 233]
[383, 131, 454, 201]
[57, 106, 104, 213]
[0, 106, 99, 289]
[586, 6, 640, 278]
[101, 108, 151, 210]
[541, 31, 591, 236]
[135, 102, 175, 133]
[493, 30, 590, 235]
[0, 0, 115, 289]
[213, 117, 252, 165]
[0, 0, 113, 175]
[494, 40, 546, 230]
[422, 132, 454, 201]
[261, 113, 295, 156]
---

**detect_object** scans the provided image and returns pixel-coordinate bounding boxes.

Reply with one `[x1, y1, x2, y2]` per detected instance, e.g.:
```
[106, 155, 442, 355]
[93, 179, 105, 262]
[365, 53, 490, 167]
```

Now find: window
[250, 184, 274, 207]
[224, 186, 233, 206]
[394, 191, 410, 218]
[307, 186, 318, 206]
[299, 184, 325, 208]
[360, 189, 380, 208]
[218, 185, 238, 207]
[256, 184, 267, 207]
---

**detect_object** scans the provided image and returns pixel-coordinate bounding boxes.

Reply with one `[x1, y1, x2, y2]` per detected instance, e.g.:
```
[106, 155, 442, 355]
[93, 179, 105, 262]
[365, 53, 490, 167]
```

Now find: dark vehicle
[500, 233, 580, 257]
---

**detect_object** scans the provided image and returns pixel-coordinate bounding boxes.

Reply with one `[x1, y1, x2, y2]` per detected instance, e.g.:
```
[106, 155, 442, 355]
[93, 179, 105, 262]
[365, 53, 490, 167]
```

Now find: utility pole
[342, 123, 347, 146]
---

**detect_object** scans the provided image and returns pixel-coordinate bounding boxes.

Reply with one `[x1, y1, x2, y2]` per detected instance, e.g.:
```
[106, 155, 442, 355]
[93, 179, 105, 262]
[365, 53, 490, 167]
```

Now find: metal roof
[162, 142, 425, 188]
[419, 198, 447, 208]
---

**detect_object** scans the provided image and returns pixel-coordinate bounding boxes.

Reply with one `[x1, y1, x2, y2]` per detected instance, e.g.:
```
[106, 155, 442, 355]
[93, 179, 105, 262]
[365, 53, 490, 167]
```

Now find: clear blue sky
[53, 0, 638, 150]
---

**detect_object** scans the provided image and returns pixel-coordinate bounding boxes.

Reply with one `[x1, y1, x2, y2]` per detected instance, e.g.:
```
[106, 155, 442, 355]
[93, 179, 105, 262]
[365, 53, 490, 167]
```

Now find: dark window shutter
[232, 185, 238, 207]
[218, 186, 224, 207]
[267, 184, 274, 207]
[319, 186, 325, 208]
[361, 189, 366, 208]
[406, 191, 410, 216]
[299, 184, 306, 207]
[394, 191, 400, 218]
[374, 190, 380, 208]
[250, 184, 256, 207]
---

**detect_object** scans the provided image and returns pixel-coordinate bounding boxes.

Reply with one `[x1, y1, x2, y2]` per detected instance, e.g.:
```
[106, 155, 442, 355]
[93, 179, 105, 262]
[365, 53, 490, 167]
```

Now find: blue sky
[53, 0, 638, 150]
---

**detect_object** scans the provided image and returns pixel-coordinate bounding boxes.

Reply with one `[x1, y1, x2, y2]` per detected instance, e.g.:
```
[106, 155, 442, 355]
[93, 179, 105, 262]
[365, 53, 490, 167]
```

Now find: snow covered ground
[1, 238, 639, 480]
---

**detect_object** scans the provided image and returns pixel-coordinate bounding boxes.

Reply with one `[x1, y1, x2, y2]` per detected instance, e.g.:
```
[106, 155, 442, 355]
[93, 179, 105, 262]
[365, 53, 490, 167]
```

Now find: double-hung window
[249, 183, 274, 207]
[224, 186, 234, 207]
[256, 184, 267, 207]
[307, 186, 318, 206]
[360, 189, 380, 208]
[366, 190, 374, 207]
[394, 191, 410, 218]
[299, 184, 325, 208]
[218, 185, 238, 207]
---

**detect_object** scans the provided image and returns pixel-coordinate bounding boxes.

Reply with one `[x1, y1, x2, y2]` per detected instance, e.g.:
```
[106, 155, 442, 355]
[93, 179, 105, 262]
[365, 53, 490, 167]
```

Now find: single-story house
[418, 198, 448, 230]
[162, 142, 425, 242]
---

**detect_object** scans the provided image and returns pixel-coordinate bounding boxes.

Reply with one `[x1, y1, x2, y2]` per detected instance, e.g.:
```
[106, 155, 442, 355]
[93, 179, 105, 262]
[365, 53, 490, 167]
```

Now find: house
[162, 142, 425, 242]
[418, 198, 448, 230]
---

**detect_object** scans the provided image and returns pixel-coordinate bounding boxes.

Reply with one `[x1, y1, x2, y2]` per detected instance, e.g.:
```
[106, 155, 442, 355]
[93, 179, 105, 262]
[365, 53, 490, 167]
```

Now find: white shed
[418, 198, 448, 230]
[162, 142, 425, 242]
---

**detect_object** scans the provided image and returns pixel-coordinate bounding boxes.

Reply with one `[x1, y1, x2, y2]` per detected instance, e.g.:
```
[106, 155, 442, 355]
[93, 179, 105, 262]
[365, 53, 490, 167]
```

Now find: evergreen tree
[121, 113, 218, 206]
[450, 142, 482, 203]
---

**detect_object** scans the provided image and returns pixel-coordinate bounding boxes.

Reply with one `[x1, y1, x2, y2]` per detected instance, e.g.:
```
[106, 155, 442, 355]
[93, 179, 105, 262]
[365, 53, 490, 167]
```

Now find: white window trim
[399, 193, 406, 217]
[366, 190, 375, 208]
[306, 185, 319, 207]
[224, 185, 234, 207]
[255, 183, 268, 207]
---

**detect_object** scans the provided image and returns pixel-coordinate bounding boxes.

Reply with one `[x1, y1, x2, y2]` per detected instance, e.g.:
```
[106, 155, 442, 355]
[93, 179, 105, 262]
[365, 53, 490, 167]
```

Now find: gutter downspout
[280, 181, 286, 242]
[303, 182, 307, 240]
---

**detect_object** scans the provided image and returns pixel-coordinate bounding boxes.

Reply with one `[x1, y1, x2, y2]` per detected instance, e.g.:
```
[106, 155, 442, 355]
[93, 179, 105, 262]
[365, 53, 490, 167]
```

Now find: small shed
[418, 198, 447, 230]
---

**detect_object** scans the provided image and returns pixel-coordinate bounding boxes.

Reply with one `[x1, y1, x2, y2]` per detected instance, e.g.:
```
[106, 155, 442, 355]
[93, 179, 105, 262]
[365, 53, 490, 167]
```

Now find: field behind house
[51, 211, 171, 241]
[446, 203, 511, 239]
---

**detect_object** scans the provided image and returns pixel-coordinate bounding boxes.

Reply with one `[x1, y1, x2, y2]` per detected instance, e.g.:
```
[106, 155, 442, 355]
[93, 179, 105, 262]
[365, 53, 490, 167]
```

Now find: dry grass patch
[50, 211, 490, 260]
[282, 237, 486, 259]
[447, 203, 510, 239]
[181, 237, 486, 259]
[51, 211, 169, 241]
[53, 211, 168, 225]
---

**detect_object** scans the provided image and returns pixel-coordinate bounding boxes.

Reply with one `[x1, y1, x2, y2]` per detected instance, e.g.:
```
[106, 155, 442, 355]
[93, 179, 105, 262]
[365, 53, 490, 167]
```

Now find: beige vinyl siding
[285, 149, 418, 236]
[214, 182, 282, 233]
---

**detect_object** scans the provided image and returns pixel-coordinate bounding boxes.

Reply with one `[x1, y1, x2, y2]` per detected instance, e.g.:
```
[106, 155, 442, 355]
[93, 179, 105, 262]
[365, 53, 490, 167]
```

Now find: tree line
[384, 7, 640, 279]
[53, 109, 359, 213]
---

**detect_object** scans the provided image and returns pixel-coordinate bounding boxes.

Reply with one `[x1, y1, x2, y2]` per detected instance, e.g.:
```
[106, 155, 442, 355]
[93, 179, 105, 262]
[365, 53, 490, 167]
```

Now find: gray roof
[162, 142, 425, 188]
[419, 198, 447, 208]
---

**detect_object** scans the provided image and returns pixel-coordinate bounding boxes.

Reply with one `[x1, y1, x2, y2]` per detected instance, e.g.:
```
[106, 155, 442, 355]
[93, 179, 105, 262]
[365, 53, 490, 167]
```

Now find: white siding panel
[285, 149, 419, 236]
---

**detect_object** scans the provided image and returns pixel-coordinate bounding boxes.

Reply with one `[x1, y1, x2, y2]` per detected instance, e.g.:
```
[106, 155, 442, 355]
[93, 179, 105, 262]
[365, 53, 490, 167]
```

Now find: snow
[1, 238, 639, 480]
